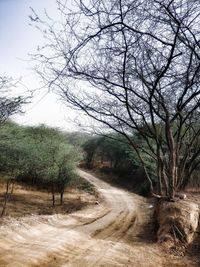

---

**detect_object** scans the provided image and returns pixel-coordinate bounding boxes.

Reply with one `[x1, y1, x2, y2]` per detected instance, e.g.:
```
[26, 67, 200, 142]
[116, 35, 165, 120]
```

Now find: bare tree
[32, 0, 200, 200]
[0, 76, 26, 123]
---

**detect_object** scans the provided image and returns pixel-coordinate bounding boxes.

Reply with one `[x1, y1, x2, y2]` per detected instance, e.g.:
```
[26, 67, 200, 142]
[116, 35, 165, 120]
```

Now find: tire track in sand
[0, 169, 164, 267]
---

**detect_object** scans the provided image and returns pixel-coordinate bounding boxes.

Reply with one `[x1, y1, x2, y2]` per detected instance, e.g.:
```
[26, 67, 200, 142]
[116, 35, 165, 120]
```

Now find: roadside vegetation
[81, 133, 200, 253]
[82, 134, 200, 195]
[0, 121, 96, 218]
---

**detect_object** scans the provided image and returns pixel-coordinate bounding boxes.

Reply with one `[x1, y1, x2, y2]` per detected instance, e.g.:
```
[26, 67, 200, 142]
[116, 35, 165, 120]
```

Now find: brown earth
[0, 183, 97, 218]
[0, 169, 199, 267]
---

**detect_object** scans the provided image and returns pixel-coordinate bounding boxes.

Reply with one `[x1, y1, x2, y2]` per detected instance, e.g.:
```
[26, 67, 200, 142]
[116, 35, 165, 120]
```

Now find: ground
[0, 184, 97, 218]
[0, 169, 199, 266]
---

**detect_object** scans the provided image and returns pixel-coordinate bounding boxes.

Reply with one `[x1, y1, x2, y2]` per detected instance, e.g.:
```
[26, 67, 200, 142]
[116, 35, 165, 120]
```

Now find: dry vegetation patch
[0, 179, 98, 219]
[156, 199, 199, 250]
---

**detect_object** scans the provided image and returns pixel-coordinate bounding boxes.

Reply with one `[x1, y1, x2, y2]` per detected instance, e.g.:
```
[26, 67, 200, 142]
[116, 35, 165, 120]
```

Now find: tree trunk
[52, 184, 55, 206]
[161, 168, 169, 197]
[10, 180, 15, 196]
[60, 191, 64, 205]
[1, 179, 11, 217]
[166, 124, 177, 200]
[157, 148, 163, 196]
[168, 151, 177, 200]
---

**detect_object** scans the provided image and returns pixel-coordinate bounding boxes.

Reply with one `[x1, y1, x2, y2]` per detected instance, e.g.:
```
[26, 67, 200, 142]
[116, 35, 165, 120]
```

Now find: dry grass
[0, 182, 98, 219]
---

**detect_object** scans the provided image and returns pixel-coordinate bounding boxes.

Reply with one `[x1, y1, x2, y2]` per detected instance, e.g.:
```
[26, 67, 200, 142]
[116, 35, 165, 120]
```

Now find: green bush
[0, 122, 83, 205]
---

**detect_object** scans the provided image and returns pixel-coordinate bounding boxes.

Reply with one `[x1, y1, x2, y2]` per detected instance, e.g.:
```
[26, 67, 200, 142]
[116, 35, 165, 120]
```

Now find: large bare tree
[32, 0, 200, 200]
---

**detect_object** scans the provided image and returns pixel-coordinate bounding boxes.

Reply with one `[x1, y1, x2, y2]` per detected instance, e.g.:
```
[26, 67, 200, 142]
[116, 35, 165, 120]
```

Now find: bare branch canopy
[32, 0, 200, 199]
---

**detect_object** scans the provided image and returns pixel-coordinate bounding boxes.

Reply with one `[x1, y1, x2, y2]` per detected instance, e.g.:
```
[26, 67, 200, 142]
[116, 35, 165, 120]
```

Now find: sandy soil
[0, 186, 97, 218]
[0, 169, 199, 267]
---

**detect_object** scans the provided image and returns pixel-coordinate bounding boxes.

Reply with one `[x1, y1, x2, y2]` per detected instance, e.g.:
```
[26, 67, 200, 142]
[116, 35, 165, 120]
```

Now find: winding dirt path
[0, 170, 198, 267]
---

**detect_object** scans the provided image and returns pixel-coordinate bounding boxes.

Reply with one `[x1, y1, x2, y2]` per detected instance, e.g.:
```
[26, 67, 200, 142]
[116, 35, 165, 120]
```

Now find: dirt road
[0, 170, 198, 267]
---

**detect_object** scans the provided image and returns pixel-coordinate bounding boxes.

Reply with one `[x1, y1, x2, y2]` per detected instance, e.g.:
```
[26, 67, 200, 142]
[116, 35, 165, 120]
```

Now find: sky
[0, 0, 78, 131]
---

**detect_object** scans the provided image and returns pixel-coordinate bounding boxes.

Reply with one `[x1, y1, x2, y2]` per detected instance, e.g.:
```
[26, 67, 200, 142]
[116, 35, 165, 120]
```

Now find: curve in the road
[0, 169, 167, 267]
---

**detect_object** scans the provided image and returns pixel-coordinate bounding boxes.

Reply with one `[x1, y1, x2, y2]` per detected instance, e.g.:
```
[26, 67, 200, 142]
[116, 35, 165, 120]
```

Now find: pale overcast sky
[0, 0, 78, 131]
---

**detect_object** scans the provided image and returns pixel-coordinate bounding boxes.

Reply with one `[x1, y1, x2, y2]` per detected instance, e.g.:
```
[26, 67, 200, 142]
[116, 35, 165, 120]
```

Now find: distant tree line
[82, 133, 200, 195]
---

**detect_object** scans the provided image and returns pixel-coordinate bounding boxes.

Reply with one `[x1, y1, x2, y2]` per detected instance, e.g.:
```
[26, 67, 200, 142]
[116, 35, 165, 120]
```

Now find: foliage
[0, 122, 82, 205]
[70, 175, 96, 194]
[82, 134, 156, 194]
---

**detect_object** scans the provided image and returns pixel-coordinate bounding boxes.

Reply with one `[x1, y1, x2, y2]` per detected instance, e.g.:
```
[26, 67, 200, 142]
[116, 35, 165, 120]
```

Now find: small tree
[0, 122, 28, 216]
[0, 76, 26, 124]
[32, 0, 200, 199]
[20, 125, 81, 206]
[0, 123, 81, 211]
[82, 137, 101, 169]
[0, 75, 27, 216]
